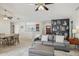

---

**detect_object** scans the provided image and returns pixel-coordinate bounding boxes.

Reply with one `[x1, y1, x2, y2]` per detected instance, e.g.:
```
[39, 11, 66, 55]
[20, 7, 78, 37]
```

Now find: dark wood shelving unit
[51, 19, 69, 39]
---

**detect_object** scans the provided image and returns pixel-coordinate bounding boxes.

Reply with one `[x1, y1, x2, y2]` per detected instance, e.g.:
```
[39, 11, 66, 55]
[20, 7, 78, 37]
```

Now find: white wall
[0, 19, 10, 34]
[14, 20, 51, 40]
[70, 10, 79, 39]
[14, 21, 42, 39]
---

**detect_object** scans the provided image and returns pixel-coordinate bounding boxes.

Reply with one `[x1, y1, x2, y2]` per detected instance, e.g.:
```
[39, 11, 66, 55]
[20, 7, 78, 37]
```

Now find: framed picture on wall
[36, 24, 39, 31]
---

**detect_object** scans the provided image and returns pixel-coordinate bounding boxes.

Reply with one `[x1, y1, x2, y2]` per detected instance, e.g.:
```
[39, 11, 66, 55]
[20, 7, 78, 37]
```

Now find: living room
[0, 3, 79, 56]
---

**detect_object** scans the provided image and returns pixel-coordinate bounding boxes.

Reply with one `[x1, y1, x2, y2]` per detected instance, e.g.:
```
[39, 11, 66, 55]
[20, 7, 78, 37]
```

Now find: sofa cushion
[53, 43, 65, 47]
[48, 35, 54, 42]
[41, 35, 48, 42]
[55, 35, 64, 43]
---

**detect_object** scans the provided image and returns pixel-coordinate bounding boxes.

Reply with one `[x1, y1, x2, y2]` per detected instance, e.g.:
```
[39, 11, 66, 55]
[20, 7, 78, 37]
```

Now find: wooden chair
[14, 34, 19, 45]
[0, 38, 3, 46]
[1, 37, 8, 47]
[0, 33, 6, 46]
[6, 36, 14, 46]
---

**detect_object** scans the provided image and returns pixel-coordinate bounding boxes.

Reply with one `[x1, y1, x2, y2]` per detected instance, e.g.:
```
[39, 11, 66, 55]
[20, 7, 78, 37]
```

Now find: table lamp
[72, 29, 76, 38]
[72, 26, 79, 38]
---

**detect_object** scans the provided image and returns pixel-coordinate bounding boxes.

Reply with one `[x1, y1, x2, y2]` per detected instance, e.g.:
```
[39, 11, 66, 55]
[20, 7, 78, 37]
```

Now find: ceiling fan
[35, 3, 53, 11]
[0, 9, 13, 20]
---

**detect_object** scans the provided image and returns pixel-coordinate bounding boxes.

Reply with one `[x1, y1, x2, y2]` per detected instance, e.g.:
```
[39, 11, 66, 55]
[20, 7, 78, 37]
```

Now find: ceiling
[0, 3, 79, 22]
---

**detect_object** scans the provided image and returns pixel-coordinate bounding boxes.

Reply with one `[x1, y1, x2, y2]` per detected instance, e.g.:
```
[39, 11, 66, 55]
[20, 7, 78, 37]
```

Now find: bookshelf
[51, 19, 69, 39]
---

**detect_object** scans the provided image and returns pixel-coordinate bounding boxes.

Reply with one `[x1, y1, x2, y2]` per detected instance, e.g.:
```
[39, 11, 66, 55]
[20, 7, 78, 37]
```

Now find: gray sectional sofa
[32, 34, 70, 52]
[29, 34, 70, 56]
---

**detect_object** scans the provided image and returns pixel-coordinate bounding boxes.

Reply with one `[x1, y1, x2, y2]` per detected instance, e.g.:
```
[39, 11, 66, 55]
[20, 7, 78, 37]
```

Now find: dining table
[0, 34, 19, 46]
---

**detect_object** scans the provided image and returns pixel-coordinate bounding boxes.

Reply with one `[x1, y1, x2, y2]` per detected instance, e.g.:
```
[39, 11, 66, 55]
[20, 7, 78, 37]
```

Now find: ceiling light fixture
[3, 9, 8, 20]
[38, 5, 45, 10]
[2, 9, 13, 20]
[35, 3, 53, 11]
[3, 17, 8, 20]
[35, 5, 48, 11]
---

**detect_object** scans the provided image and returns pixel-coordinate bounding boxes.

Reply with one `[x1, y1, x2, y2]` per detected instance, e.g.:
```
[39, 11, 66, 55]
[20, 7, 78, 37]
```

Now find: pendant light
[3, 9, 8, 20]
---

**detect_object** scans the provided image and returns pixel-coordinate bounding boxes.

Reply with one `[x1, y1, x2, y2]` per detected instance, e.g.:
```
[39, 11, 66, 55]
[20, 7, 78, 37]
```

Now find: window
[26, 23, 39, 32]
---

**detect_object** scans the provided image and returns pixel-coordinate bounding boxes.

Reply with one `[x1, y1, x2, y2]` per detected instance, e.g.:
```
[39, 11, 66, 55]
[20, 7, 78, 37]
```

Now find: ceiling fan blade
[45, 3, 54, 5]
[43, 6, 49, 10]
[35, 7, 39, 11]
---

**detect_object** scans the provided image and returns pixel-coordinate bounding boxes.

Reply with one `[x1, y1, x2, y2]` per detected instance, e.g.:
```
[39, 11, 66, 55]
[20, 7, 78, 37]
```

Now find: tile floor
[0, 36, 79, 56]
